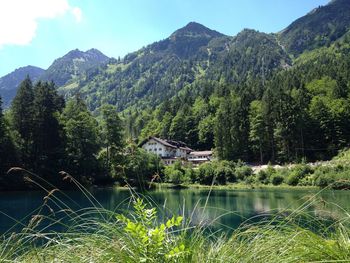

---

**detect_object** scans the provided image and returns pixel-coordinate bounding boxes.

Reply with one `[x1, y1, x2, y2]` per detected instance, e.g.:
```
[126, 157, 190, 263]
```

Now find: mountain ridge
[2, 0, 350, 109]
[0, 65, 45, 108]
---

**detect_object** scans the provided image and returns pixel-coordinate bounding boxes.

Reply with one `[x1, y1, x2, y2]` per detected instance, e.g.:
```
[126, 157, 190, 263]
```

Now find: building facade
[140, 137, 213, 165]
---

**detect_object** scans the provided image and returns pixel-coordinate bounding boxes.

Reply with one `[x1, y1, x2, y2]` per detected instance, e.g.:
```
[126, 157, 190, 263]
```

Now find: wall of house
[142, 139, 175, 158]
[176, 148, 187, 158]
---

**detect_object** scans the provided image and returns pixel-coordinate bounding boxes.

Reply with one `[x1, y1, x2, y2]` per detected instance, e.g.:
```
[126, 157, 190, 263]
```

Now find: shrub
[214, 165, 229, 185]
[235, 165, 253, 181]
[184, 167, 198, 183]
[164, 162, 188, 184]
[198, 163, 216, 185]
[286, 164, 313, 186]
[271, 175, 284, 185]
[257, 170, 270, 184]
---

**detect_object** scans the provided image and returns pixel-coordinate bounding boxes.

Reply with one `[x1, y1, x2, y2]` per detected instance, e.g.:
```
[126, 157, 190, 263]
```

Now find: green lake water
[1, 187, 349, 234]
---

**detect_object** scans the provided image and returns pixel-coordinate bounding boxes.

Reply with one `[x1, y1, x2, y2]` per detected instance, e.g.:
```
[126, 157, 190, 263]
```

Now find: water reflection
[1, 188, 350, 234]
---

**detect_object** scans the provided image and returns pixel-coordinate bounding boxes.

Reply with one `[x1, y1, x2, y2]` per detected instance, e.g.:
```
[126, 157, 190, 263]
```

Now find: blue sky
[0, 0, 330, 77]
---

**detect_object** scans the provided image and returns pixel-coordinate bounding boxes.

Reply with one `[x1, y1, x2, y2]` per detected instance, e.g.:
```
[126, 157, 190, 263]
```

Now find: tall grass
[1, 170, 350, 262]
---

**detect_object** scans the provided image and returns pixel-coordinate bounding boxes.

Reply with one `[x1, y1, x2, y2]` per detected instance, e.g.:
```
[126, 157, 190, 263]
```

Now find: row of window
[148, 148, 162, 152]
[188, 156, 209, 159]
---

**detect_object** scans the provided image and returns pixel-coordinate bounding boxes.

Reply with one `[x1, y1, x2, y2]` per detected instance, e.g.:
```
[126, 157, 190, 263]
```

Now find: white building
[187, 151, 213, 166]
[140, 137, 192, 164]
[140, 137, 213, 166]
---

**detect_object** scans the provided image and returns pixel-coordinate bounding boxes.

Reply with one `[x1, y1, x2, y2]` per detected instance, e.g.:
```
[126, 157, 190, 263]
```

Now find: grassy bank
[1, 185, 350, 262]
[162, 149, 350, 190]
[152, 182, 319, 191]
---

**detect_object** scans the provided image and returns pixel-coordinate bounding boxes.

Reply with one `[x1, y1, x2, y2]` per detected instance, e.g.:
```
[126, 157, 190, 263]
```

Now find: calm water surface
[0, 188, 349, 234]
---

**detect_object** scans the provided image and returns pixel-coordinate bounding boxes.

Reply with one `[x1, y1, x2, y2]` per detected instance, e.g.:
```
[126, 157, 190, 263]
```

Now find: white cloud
[0, 0, 82, 48]
[71, 7, 82, 23]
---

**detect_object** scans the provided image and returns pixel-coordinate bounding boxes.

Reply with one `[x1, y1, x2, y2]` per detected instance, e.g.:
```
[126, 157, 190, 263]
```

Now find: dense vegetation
[124, 36, 350, 163]
[1, 0, 350, 189]
[161, 148, 350, 190]
[0, 77, 162, 190]
[0, 49, 109, 108]
[0, 66, 44, 108]
[279, 0, 350, 55]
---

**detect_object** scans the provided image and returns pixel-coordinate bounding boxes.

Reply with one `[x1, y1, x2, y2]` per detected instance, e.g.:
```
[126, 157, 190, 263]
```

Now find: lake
[0, 187, 349, 234]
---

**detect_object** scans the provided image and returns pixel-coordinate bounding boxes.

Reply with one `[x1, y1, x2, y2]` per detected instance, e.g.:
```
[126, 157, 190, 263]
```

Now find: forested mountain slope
[41, 48, 109, 87]
[58, 24, 289, 111]
[0, 66, 44, 108]
[1, 0, 350, 165]
[279, 0, 350, 55]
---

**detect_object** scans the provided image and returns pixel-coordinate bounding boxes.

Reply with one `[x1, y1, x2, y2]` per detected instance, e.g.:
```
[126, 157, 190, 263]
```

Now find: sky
[0, 0, 330, 77]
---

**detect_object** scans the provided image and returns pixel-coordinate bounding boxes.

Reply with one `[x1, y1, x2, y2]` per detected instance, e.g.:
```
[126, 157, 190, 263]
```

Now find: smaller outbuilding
[187, 151, 213, 166]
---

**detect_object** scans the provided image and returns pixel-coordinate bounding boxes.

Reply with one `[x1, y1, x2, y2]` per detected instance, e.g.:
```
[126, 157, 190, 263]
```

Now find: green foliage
[116, 198, 187, 262]
[122, 142, 163, 185]
[61, 96, 100, 180]
[234, 164, 253, 181]
[98, 104, 124, 180]
[280, 0, 350, 55]
[10, 76, 35, 166]
[0, 97, 17, 179]
[271, 174, 284, 185]
[286, 164, 313, 186]
[164, 161, 189, 185]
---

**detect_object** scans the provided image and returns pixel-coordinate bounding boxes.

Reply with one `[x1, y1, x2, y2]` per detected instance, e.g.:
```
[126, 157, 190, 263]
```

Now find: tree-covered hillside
[279, 0, 350, 55]
[58, 25, 289, 111]
[0, 49, 109, 108]
[41, 48, 109, 87]
[1, 0, 350, 170]
[0, 66, 44, 108]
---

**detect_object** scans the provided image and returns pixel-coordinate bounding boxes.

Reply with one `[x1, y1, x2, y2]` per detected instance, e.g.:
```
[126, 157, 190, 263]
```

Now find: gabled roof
[139, 136, 192, 151]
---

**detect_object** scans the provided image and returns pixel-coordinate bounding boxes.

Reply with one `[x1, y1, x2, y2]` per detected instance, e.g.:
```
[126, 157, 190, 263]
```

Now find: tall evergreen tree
[61, 96, 100, 180]
[0, 97, 17, 178]
[99, 104, 125, 178]
[32, 81, 65, 173]
[10, 76, 34, 166]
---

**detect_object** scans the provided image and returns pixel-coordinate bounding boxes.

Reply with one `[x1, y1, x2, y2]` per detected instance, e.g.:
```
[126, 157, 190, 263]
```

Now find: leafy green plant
[116, 198, 188, 262]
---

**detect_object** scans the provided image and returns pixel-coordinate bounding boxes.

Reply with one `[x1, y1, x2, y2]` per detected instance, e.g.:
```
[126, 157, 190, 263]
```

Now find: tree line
[0, 77, 161, 190]
[124, 40, 350, 163]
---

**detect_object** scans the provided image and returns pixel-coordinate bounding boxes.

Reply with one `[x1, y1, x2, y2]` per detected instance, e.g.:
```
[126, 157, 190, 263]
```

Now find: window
[159, 148, 162, 151]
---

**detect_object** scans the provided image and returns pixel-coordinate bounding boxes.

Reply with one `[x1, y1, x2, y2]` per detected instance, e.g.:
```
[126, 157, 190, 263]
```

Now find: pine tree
[99, 104, 125, 178]
[10, 76, 34, 166]
[32, 81, 65, 173]
[0, 96, 17, 177]
[61, 96, 100, 180]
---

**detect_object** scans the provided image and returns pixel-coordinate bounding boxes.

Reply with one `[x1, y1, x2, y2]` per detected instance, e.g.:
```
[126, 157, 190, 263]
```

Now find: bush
[184, 168, 198, 183]
[257, 170, 270, 184]
[235, 165, 253, 181]
[198, 163, 216, 185]
[313, 165, 350, 188]
[214, 165, 229, 185]
[164, 161, 189, 184]
[286, 164, 313, 186]
[271, 175, 284, 185]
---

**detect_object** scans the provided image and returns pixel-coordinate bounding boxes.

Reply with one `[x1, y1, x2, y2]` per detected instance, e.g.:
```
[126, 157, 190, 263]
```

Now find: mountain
[0, 66, 45, 108]
[41, 48, 109, 87]
[2, 0, 349, 112]
[58, 24, 289, 111]
[279, 0, 350, 56]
